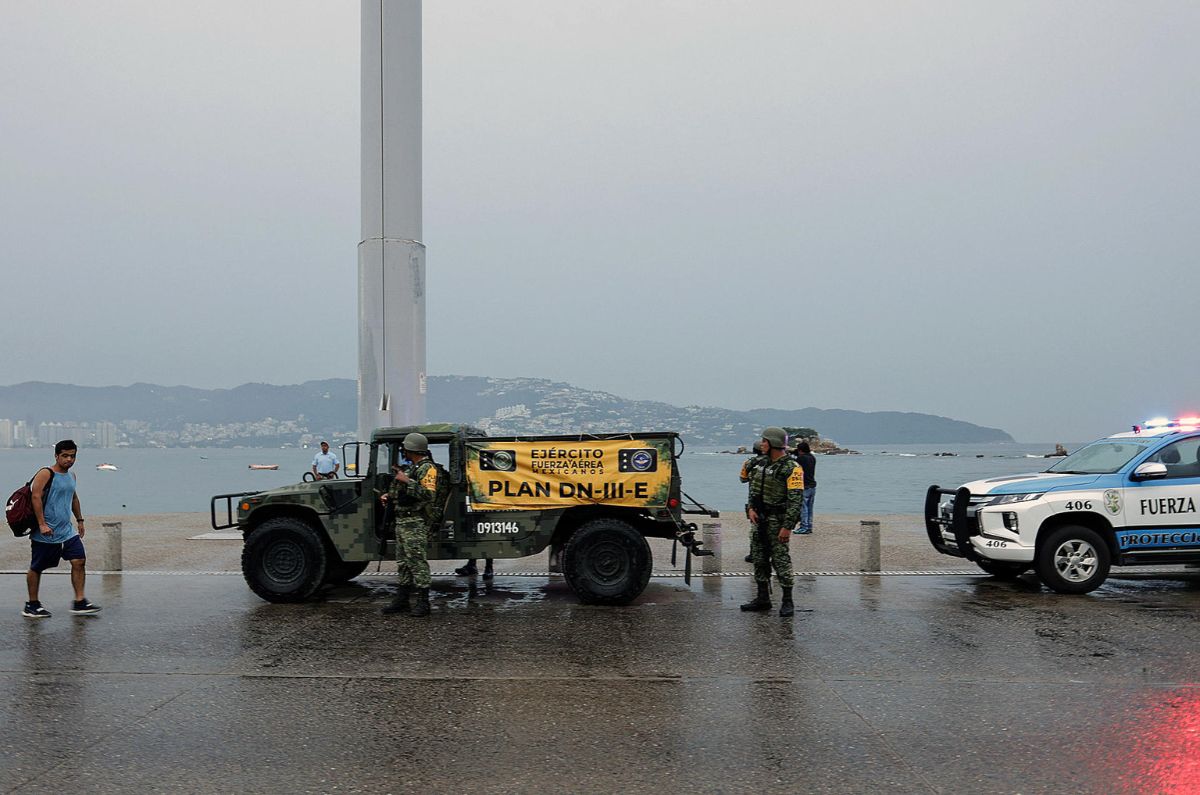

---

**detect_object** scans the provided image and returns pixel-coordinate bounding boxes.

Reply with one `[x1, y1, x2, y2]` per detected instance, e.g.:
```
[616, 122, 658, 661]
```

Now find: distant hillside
[0, 376, 1012, 446]
[0, 379, 354, 427]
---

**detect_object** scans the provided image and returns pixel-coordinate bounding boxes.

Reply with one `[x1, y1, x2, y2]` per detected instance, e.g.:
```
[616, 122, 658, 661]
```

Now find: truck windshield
[1044, 441, 1150, 475]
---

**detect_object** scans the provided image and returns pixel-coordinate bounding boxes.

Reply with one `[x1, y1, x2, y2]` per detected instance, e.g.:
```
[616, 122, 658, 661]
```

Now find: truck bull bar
[924, 485, 977, 561]
[210, 491, 258, 531]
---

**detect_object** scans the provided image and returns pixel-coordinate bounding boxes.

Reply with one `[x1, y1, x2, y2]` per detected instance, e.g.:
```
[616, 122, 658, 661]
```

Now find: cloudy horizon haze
[3, 1, 1198, 442]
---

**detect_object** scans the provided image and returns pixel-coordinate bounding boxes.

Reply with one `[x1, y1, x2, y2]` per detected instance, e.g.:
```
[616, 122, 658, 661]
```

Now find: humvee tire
[242, 517, 328, 603]
[562, 518, 652, 605]
[324, 560, 370, 585]
[975, 559, 1029, 580]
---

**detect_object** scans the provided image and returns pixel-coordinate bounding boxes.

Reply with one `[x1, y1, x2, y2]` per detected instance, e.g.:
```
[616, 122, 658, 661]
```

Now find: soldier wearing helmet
[741, 426, 805, 617]
[379, 432, 443, 617]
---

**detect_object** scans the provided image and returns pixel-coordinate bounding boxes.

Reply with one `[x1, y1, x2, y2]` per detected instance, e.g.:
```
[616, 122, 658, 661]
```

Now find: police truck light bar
[1133, 415, 1200, 434]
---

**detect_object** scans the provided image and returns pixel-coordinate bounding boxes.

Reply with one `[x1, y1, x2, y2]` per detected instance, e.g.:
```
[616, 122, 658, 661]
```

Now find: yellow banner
[466, 439, 673, 511]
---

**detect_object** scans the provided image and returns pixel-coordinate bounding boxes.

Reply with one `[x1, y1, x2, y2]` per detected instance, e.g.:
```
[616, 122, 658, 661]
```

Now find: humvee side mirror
[342, 442, 368, 479]
[1132, 461, 1168, 481]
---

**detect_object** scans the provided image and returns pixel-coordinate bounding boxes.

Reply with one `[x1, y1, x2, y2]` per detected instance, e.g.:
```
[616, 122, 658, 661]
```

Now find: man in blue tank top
[23, 440, 101, 618]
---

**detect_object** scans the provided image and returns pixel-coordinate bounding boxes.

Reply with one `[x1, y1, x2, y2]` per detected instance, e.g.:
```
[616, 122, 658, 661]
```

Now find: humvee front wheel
[1035, 524, 1111, 595]
[242, 518, 328, 603]
[562, 519, 652, 605]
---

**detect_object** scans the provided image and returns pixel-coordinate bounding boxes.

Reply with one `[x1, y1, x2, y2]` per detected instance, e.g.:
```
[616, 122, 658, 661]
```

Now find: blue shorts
[30, 536, 86, 572]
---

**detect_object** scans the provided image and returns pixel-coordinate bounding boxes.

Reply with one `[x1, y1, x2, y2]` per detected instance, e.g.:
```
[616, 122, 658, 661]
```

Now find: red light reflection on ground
[1106, 690, 1200, 794]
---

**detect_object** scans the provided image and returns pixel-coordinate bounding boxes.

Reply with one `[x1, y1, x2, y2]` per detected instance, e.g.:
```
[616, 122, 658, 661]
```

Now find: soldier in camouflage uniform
[380, 432, 444, 617]
[740, 441, 766, 562]
[740, 427, 804, 617]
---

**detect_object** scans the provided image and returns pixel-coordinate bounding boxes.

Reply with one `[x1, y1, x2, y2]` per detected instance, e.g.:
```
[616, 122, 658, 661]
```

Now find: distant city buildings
[0, 417, 346, 449]
[33, 421, 118, 448]
[0, 419, 33, 448]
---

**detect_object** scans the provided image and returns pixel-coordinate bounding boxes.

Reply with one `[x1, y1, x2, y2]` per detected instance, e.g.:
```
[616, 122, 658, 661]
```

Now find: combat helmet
[761, 427, 788, 450]
[402, 432, 429, 453]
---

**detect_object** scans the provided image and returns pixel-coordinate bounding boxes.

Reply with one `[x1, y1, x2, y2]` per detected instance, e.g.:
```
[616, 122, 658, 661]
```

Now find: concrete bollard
[701, 521, 722, 574]
[859, 520, 880, 572]
[94, 521, 123, 571]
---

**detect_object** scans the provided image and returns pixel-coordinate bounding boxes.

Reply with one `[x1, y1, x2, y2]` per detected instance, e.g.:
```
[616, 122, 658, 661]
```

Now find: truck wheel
[242, 518, 328, 603]
[975, 559, 1029, 580]
[324, 560, 370, 585]
[562, 519, 652, 605]
[1035, 525, 1111, 595]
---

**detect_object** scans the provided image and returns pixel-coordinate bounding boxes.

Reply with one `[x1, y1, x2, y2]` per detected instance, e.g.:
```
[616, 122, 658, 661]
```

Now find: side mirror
[1132, 461, 1168, 481]
[342, 442, 368, 479]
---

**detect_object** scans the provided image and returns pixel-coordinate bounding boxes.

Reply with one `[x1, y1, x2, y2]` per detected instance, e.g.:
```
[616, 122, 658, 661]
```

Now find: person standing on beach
[379, 433, 444, 617]
[741, 427, 803, 617]
[792, 440, 817, 535]
[311, 441, 340, 480]
[23, 440, 101, 618]
[740, 440, 767, 562]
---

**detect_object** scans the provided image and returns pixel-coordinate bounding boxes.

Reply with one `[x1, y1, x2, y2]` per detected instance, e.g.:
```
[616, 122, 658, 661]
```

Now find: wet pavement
[3, 570, 1200, 794]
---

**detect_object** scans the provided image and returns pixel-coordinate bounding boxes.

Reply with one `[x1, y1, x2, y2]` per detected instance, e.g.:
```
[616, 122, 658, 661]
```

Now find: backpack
[6, 467, 54, 537]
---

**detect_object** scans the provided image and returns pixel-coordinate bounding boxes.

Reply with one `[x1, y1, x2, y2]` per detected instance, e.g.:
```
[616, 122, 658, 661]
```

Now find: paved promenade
[3, 537, 1199, 793]
[0, 512, 971, 575]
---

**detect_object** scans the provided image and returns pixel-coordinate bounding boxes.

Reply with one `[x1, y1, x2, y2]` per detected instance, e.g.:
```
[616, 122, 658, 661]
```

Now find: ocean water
[0, 442, 1079, 517]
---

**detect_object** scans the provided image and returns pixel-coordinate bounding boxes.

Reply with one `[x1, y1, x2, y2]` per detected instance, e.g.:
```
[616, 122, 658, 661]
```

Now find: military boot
[779, 587, 795, 617]
[411, 587, 431, 617]
[740, 581, 771, 612]
[482, 560, 495, 580]
[381, 585, 411, 615]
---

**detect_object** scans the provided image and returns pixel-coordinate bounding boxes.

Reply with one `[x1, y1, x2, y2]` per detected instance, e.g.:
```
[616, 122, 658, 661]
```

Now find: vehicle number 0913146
[1064, 500, 1093, 511]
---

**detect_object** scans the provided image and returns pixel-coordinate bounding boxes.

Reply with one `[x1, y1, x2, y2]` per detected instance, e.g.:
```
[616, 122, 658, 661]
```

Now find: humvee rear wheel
[562, 519, 652, 605]
[1035, 524, 1111, 595]
[975, 559, 1029, 580]
[324, 560, 370, 585]
[242, 518, 328, 603]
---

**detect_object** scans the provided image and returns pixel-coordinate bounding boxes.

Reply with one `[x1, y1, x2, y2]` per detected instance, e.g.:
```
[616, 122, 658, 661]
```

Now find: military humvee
[211, 424, 713, 605]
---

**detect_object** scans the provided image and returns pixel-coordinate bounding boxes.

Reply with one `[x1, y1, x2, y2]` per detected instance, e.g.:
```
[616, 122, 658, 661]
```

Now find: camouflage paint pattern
[747, 453, 803, 587]
[394, 516, 431, 587]
[388, 458, 440, 587]
[229, 425, 685, 566]
[750, 512, 794, 587]
[748, 455, 804, 530]
[387, 458, 441, 524]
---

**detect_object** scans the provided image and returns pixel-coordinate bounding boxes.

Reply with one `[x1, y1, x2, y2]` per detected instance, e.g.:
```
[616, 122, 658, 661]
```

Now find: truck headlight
[990, 492, 1043, 505]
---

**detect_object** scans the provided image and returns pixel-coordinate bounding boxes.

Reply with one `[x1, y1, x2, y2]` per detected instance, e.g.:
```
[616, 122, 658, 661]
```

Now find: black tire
[1035, 524, 1111, 595]
[975, 559, 1029, 580]
[562, 518, 652, 605]
[323, 559, 370, 585]
[242, 517, 328, 603]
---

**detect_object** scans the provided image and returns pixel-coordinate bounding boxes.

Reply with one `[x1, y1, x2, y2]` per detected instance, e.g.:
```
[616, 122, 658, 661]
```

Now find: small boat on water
[248, 464, 279, 471]
[96, 463, 119, 471]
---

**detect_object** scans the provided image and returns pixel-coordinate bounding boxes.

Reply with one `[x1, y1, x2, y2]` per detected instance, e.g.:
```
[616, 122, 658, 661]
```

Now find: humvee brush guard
[212, 425, 713, 605]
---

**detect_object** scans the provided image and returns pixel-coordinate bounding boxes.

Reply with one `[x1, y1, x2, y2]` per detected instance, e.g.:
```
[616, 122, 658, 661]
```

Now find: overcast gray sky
[3, 1, 1198, 442]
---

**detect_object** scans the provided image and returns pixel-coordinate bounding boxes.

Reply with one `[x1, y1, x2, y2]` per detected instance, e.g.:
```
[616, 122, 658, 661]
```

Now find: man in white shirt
[311, 441, 341, 480]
